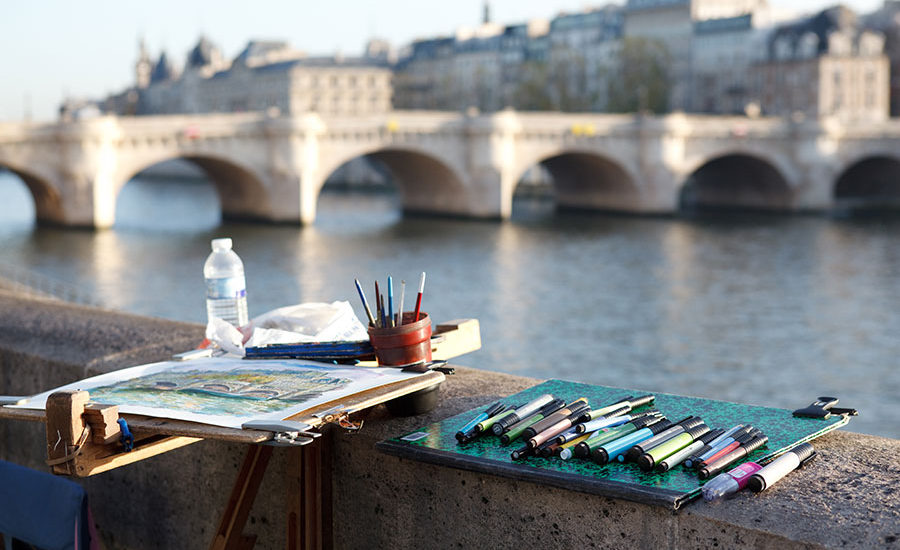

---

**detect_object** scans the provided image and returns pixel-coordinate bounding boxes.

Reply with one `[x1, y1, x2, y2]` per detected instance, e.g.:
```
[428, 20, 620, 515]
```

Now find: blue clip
[117, 418, 134, 452]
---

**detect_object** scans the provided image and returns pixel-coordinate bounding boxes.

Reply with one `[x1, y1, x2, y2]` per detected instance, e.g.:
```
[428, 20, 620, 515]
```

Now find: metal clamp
[241, 419, 322, 446]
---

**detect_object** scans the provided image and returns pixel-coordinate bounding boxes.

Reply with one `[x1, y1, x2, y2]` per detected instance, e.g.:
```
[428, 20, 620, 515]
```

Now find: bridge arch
[116, 154, 271, 224]
[0, 160, 64, 225]
[679, 152, 793, 211]
[317, 146, 470, 216]
[511, 149, 641, 212]
[834, 154, 900, 211]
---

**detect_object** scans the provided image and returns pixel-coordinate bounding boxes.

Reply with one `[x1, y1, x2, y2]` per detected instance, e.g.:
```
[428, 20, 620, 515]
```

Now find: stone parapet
[0, 290, 896, 549]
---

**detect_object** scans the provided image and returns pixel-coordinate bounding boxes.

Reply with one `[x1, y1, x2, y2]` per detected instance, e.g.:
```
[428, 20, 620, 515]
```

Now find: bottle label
[206, 276, 246, 300]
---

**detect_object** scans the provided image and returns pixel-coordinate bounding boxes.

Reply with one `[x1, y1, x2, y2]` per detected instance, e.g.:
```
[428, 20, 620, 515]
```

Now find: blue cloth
[0, 460, 93, 550]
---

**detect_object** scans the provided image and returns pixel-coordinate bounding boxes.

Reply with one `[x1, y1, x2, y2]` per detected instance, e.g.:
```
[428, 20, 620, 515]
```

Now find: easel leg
[286, 432, 332, 550]
[210, 444, 274, 550]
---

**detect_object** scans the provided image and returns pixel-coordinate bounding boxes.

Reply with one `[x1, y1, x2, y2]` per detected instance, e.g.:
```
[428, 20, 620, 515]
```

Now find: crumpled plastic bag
[205, 301, 369, 357]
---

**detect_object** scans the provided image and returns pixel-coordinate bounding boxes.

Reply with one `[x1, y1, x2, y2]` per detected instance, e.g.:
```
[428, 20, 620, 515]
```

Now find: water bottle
[204, 238, 249, 327]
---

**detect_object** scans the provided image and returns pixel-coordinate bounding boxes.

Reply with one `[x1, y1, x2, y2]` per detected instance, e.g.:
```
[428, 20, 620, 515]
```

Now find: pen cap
[632, 415, 665, 430]
[678, 416, 704, 430]
[685, 424, 711, 441]
[698, 428, 725, 444]
[647, 419, 675, 435]
[628, 394, 655, 409]
[792, 442, 816, 465]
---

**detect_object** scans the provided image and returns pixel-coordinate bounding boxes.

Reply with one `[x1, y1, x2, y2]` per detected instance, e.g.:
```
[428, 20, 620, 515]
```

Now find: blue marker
[387, 276, 394, 327]
[592, 419, 674, 465]
[456, 401, 505, 442]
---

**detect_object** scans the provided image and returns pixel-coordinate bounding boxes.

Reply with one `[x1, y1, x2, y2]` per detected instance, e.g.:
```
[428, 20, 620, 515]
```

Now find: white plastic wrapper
[205, 301, 369, 357]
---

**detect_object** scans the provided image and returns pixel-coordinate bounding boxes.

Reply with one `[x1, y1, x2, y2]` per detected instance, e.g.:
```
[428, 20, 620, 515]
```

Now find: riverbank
[0, 291, 895, 549]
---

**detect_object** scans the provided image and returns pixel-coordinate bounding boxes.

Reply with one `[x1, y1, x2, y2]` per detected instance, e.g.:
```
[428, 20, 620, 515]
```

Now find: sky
[0, 0, 886, 121]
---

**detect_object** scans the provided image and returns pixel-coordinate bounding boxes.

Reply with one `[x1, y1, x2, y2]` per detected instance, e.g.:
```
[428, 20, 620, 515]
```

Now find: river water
[0, 171, 897, 438]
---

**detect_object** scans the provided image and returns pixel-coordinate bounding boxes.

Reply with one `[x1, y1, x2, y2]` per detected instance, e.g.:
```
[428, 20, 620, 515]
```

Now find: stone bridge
[1, 110, 899, 228]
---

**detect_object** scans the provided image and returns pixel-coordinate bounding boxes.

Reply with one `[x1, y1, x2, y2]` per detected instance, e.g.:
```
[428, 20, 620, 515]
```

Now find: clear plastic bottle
[204, 238, 249, 327]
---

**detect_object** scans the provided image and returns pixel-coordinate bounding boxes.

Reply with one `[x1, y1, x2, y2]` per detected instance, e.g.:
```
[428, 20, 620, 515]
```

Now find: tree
[513, 55, 598, 112]
[606, 37, 672, 114]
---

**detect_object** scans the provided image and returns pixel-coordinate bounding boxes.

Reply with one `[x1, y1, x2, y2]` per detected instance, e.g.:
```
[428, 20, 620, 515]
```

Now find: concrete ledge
[0, 291, 897, 549]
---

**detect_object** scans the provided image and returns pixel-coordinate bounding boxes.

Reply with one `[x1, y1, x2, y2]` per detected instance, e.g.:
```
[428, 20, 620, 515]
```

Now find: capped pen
[685, 425, 749, 468]
[593, 419, 674, 465]
[528, 404, 591, 449]
[491, 394, 555, 435]
[637, 424, 710, 471]
[621, 416, 702, 463]
[500, 399, 566, 445]
[702, 461, 764, 502]
[523, 398, 588, 439]
[577, 409, 660, 434]
[699, 435, 769, 480]
[747, 443, 816, 493]
[656, 428, 725, 472]
[699, 429, 760, 468]
[456, 401, 506, 442]
[476, 404, 521, 434]
[455, 401, 504, 441]
[574, 415, 664, 459]
[585, 394, 656, 421]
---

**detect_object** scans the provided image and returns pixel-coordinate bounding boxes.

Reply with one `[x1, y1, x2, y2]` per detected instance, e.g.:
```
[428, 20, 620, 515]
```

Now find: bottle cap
[212, 238, 233, 250]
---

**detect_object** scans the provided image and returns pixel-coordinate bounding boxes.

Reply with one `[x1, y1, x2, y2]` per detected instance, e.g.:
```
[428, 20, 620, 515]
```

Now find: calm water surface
[0, 172, 897, 438]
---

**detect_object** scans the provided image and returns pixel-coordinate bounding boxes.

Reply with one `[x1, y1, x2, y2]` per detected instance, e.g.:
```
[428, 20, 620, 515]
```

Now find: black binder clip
[793, 396, 859, 419]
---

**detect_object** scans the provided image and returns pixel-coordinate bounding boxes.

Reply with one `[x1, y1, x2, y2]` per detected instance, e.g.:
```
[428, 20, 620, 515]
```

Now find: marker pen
[585, 394, 655, 420]
[683, 425, 744, 468]
[686, 426, 751, 468]
[701, 461, 763, 501]
[523, 398, 588, 439]
[575, 416, 665, 459]
[700, 430, 760, 468]
[576, 409, 657, 434]
[529, 404, 591, 448]
[621, 416, 702, 463]
[583, 396, 633, 420]
[699, 435, 769, 480]
[500, 399, 566, 444]
[638, 424, 710, 472]
[455, 401, 504, 442]
[475, 406, 519, 435]
[748, 443, 816, 493]
[558, 433, 593, 460]
[510, 443, 533, 461]
[656, 428, 724, 472]
[491, 394, 555, 435]
[593, 419, 674, 465]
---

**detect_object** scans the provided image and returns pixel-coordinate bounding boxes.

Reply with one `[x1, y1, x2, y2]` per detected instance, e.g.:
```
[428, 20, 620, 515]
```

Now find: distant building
[863, 1, 900, 116]
[393, 5, 623, 112]
[752, 6, 889, 121]
[690, 13, 774, 114]
[623, 0, 769, 111]
[95, 37, 393, 117]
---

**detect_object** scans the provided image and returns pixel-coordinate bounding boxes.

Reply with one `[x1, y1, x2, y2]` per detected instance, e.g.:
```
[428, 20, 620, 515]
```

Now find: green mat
[377, 379, 850, 510]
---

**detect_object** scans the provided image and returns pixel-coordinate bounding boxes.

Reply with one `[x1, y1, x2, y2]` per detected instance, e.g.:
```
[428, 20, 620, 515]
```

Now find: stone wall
[0, 290, 896, 549]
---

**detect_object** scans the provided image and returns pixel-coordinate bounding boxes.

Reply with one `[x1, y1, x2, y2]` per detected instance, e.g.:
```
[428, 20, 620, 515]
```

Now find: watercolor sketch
[16, 357, 421, 428]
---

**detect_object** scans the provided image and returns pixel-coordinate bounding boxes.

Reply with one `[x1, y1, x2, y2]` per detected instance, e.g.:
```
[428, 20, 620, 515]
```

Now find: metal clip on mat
[241, 420, 321, 447]
[793, 396, 859, 418]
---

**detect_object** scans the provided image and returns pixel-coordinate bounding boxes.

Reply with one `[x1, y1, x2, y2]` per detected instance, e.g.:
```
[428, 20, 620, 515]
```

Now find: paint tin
[367, 312, 432, 367]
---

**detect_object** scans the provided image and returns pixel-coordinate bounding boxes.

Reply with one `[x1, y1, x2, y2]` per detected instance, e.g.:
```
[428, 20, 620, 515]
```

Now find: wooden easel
[0, 319, 480, 550]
